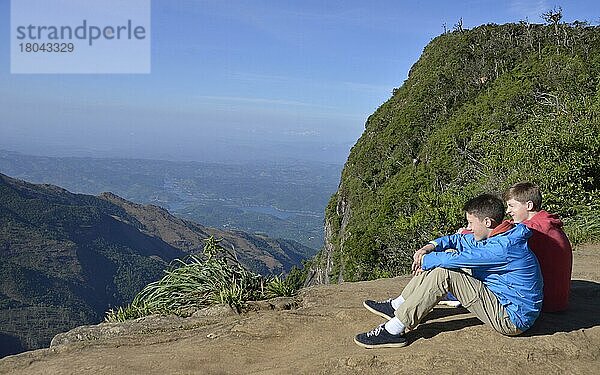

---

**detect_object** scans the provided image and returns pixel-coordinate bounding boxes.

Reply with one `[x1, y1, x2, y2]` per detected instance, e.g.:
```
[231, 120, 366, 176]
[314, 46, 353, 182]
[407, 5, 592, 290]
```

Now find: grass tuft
[105, 236, 299, 322]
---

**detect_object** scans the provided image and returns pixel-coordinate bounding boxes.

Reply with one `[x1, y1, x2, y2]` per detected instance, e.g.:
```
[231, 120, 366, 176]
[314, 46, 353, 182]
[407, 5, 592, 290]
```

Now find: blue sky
[1, 1, 599, 163]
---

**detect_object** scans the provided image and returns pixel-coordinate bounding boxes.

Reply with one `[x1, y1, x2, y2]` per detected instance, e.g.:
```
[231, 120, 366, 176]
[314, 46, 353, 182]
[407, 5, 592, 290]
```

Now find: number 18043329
[19, 43, 75, 53]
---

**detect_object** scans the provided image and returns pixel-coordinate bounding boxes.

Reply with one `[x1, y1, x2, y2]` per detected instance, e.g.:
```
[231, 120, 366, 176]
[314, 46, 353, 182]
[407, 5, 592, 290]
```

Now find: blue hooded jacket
[422, 223, 543, 332]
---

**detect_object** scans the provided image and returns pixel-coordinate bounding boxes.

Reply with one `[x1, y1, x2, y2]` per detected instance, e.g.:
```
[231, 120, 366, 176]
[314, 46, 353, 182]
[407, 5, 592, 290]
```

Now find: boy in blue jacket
[354, 194, 543, 348]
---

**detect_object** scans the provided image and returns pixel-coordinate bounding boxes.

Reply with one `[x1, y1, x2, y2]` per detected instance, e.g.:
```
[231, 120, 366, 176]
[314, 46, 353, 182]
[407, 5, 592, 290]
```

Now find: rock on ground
[1, 245, 599, 375]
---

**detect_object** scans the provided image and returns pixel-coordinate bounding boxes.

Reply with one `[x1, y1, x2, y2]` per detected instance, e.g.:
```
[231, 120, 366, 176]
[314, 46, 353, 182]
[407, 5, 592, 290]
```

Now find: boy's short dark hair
[463, 194, 505, 223]
[503, 182, 542, 210]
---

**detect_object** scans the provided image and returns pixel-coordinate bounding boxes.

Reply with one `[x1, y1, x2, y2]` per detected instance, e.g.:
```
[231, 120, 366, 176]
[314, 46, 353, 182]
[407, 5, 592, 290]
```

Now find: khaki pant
[395, 268, 522, 336]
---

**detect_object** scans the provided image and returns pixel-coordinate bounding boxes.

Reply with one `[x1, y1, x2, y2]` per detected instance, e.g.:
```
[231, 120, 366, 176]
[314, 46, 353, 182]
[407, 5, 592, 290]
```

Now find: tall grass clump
[563, 206, 600, 247]
[106, 236, 300, 322]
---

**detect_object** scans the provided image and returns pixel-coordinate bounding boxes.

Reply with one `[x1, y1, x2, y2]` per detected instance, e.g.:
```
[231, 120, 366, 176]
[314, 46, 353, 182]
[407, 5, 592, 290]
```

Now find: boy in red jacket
[504, 182, 572, 312]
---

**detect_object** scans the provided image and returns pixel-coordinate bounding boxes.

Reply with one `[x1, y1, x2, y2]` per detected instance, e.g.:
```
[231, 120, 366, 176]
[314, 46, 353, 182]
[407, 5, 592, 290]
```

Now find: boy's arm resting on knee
[415, 242, 436, 257]
[422, 236, 511, 271]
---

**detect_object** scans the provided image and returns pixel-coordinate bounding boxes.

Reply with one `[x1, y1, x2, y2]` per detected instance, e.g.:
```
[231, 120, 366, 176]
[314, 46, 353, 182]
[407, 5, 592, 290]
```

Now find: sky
[1, 0, 599, 164]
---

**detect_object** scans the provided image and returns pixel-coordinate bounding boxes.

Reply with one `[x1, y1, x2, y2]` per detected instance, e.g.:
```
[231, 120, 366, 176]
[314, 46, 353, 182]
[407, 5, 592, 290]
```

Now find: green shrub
[105, 237, 301, 322]
[265, 274, 296, 298]
[563, 206, 600, 246]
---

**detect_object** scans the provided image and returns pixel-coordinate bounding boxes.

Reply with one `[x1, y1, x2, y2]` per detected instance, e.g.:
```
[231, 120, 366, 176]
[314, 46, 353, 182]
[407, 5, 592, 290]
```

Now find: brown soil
[2, 244, 599, 375]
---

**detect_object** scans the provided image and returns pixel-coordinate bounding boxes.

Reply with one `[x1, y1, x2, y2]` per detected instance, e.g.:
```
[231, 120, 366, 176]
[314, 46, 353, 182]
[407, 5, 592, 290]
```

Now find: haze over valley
[0, 150, 341, 250]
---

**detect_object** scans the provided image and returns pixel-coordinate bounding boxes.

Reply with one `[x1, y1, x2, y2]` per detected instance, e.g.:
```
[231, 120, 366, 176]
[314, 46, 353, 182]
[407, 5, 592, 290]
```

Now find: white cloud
[195, 95, 318, 108]
[284, 130, 320, 137]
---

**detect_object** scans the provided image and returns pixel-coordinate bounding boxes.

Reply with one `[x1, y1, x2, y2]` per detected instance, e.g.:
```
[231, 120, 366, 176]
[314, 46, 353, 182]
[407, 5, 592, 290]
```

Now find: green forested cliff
[319, 22, 600, 283]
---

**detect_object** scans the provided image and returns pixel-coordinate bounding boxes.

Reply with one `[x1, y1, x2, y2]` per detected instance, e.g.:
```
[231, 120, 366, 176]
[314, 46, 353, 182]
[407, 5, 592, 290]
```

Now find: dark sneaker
[363, 299, 395, 320]
[354, 324, 408, 349]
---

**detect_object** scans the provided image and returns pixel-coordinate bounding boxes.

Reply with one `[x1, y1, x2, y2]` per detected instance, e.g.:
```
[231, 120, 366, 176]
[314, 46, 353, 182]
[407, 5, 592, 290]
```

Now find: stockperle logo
[10, 0, 151, 74]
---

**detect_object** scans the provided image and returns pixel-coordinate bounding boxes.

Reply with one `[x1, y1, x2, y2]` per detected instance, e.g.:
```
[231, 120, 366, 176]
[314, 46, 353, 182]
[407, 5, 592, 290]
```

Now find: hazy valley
[0, 150, 342, 250]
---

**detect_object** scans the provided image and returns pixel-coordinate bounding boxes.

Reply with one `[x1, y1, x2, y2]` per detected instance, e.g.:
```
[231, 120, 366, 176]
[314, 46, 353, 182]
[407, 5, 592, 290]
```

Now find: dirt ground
[1, 244, 599, 375]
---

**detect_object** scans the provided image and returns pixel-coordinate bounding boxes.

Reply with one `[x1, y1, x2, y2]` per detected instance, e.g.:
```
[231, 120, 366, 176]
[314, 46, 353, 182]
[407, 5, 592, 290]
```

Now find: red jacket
[522, 211, 573, 312]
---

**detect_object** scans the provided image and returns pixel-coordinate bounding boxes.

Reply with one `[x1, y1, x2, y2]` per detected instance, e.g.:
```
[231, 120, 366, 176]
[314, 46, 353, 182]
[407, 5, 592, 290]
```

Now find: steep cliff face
[319, 22, 600, 283]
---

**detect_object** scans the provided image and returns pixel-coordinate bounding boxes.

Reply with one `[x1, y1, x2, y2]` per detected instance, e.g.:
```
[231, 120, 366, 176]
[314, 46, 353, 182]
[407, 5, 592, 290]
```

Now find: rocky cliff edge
[1, 244, 599, 375]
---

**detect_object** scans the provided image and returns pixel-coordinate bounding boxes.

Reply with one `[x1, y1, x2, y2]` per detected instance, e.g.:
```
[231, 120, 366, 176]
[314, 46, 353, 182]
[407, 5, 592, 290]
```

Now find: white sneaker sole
[353, 337, 408, 349]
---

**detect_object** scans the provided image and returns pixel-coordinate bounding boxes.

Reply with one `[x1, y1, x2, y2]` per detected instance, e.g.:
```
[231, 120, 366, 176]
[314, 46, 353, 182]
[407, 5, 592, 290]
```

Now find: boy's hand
[412, 257, 424, 275]
[412, 243, 435, 275]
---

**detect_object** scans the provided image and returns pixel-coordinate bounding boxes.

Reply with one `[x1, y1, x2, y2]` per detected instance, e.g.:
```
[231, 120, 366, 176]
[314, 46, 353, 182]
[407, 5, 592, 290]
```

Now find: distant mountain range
[0, 150, 341, 250]
[0, 173, 313, 357]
